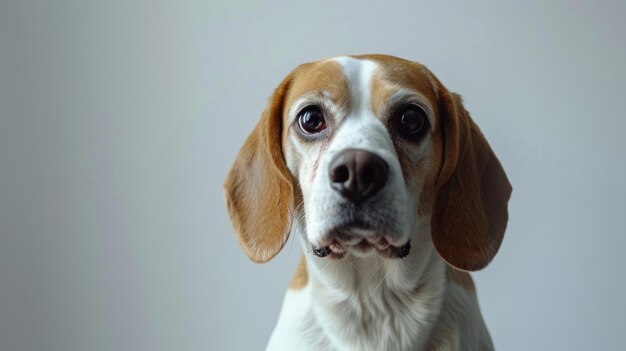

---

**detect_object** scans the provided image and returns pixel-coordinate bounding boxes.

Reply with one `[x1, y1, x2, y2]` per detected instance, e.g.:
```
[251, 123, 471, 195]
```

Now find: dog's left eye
[396, 104, 428, 137]
[298, 106, 326, 134]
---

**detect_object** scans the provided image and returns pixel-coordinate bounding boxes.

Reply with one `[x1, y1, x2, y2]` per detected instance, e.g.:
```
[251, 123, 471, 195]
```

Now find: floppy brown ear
[224, 75, 294, 263]
[431, 90, 512, 271]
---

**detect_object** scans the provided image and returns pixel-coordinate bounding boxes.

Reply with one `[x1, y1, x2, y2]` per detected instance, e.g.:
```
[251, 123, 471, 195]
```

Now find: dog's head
[224, 54, 511, 271]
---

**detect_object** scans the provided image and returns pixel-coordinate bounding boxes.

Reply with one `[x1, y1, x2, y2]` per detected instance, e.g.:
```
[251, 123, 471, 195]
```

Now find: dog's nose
[329, 149, 389, 202]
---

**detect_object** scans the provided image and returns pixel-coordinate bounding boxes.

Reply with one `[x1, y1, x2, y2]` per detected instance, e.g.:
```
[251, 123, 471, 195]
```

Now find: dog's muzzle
[311, 148, 410, 259]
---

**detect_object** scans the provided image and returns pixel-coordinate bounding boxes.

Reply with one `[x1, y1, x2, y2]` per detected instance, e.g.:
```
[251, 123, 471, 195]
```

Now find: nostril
[361, 164, 377, 183]
[361, 159, 388, 184]
[331, 164, 350, 183]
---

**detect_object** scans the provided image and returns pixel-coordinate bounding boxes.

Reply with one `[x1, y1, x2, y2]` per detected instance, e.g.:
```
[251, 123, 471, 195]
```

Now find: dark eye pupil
[303, 111, 322, 128]
[399, 107, 425, 133]
[299, 108, 326, 134]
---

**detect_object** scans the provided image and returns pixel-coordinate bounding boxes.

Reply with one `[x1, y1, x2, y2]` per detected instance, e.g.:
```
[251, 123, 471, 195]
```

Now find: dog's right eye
[297, 107, 326, 134]
[394, 104, 429, 140]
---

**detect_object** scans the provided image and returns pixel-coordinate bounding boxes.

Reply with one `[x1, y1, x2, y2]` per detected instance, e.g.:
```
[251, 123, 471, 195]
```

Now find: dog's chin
[309, 224, 411, 260]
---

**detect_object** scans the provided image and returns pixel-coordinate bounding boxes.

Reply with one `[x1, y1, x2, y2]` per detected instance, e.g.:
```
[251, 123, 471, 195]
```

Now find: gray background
[1, 1, 625, 350]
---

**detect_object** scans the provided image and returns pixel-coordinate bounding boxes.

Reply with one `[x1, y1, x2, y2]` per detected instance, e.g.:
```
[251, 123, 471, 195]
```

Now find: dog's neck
[298, 223, 448, 351]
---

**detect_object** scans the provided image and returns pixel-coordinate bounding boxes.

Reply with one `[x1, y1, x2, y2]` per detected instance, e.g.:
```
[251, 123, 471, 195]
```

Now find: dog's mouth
[311, 221, 411, 259]
[312, 238, 411, 260]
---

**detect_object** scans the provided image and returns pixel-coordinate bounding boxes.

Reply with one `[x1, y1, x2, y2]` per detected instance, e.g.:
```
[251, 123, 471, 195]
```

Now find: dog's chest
[296, 258, 446, 351]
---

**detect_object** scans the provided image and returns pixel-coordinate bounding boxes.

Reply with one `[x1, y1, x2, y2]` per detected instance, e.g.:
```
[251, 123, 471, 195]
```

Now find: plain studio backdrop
[1, 1, 625, 350]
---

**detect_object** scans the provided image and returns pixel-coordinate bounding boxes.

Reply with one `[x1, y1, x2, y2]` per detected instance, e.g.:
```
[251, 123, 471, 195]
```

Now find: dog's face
[282, 56, 440, 259]
[225, 54, 511, 271]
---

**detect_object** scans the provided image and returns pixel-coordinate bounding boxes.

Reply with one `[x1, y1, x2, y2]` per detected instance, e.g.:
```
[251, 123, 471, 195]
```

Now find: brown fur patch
[283, 59, 350, 125]
[416, 140, 442, 216]
[367, 56, 439, 115]
[289, 255, 308, 289]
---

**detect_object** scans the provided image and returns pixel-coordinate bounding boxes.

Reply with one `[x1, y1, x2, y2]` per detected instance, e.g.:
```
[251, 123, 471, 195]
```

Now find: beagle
[224, 54, 511, 351]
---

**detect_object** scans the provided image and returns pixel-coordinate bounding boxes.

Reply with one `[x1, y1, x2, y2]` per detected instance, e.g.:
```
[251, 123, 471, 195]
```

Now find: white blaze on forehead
[332, 56, 377, 115]
[328, 56, 391, 153]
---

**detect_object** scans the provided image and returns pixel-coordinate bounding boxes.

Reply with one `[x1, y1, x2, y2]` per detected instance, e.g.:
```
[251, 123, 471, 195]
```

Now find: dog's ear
[224, 74, 295, 263]
[431, 90, 512, 271]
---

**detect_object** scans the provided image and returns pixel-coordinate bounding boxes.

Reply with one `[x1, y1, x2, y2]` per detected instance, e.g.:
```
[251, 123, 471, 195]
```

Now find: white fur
[275, 57, 494, 351]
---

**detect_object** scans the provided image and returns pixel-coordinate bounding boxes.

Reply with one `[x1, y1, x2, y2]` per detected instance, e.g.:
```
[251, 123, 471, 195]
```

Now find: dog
[224, 54, 511, 351]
